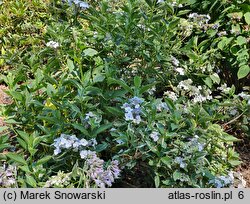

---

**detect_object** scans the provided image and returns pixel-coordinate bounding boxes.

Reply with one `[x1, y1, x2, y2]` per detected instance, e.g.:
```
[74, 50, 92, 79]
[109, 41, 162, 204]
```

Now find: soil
[0, 84, 249, 187]
[236, 136, 250, 188]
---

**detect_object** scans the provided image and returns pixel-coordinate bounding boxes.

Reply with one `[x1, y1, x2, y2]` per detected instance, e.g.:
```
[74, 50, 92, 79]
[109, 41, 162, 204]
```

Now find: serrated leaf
[6, 153, 27, 165]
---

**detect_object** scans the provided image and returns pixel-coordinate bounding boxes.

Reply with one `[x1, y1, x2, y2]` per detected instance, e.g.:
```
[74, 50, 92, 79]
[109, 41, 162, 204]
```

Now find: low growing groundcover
[0, 0, 249, 188]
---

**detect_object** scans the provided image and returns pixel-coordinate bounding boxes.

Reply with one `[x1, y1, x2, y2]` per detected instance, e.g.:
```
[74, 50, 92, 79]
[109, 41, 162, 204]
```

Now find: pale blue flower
[150, 131, 159, 142]
[175, 157, 187, 168]
[129, 96, 144, 105]
[125, 111, 134, 121]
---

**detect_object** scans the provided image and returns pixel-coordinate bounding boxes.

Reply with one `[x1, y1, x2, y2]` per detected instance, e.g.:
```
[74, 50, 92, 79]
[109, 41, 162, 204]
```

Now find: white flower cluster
[179, 19, 193, 37]
[81, 151, 121, 188]
[176, 79, 212, 103]
[188, 13, 210, 25]
[164, 91, 178, 101]
[44, 171, 71, 188]
[46, 41, 60, 49]
[170, 56, 185, 76]
[0, 163, 17, 187]
[217, 83, 231, 95]
[238, 92, 250, 105]
[53, 134, 97, 155]
[121, 97, 144, 124]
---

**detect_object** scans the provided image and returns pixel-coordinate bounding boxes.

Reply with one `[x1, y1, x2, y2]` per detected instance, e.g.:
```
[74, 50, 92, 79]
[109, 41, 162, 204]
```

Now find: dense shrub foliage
[0, 0, 249, 188]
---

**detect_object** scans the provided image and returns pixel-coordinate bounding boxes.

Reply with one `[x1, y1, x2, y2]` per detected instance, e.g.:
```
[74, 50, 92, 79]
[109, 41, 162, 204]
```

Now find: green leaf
[154, 175, 160, 188]
[236, 36, 247, 46]
[26, 175, 37, 187]
[67, 59, 75, 72]
[145, 0, 153, 7]
[0, 126, 8, 133]
[237, 65, 250, 79]
[19, 166, 31, 173]
[173, 170, 181, 181]
[161, 156, 172, 169]
[244, 12, 250, 25]
[108, 78, 133, 94]
[134, 76, 142, 89]
[83, 48, 98, 57]
[139, 83, 157, 95]
[229, 160, 242, 166]
[221, 133, 240, 142]
[95, 142, 109, 152]
[17, 130, 30, 145]
[36, 156, 52, 166]
[92, 123, 112, 136]
[0, 144, 11, 152]
[72, 123, 90, 136]
[210, 73, 220, 84]
[6, 153, 27, 165]
[4, 119, 21, 124]
[104, 106, 123, 116]
[8, 91, 23, 101]
[16, 138, 27, 150]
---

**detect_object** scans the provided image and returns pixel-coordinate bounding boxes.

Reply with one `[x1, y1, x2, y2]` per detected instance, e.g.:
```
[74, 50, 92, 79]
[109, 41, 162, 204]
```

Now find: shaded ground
[0, 84, 249, 187]
[236, 136, 250, 188]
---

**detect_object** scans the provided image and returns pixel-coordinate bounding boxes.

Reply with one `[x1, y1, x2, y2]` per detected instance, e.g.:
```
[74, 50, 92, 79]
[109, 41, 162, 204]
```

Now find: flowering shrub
[0, 0, 249, 188]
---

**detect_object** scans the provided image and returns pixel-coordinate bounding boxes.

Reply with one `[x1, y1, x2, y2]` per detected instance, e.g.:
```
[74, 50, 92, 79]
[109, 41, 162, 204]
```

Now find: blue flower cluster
[121, 96, 144, 124]
[209, 175, 234, 188]
[174, 157, 187, 169]
[63, 0, 89, 9]
[52, 134, 96, 155]
[80, 150, 121, 188]
[53, 134, 120, 188]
